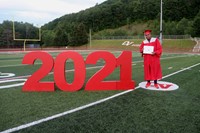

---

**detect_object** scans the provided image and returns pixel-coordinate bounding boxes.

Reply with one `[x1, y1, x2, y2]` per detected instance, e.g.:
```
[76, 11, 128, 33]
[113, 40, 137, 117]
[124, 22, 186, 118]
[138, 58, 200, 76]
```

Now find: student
[140, 30, 162, 88]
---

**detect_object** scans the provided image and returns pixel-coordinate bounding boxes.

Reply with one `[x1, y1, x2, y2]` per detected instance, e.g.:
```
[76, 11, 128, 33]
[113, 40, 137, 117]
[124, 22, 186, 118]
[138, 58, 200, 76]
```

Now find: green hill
[40, 0, 200, 47]
[42, 0, 200, 32]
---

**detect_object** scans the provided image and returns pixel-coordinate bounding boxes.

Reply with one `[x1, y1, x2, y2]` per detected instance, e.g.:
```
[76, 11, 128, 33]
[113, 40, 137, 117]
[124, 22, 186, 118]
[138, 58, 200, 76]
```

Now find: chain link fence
[92, 35, 191, 40]
[1, 34, 199, 53]
[89, 35, 200, 53]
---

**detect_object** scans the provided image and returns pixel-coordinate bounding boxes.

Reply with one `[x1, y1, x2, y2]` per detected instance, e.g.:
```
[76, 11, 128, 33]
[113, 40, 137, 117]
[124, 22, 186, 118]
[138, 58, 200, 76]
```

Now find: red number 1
[116, 51, 135, 89]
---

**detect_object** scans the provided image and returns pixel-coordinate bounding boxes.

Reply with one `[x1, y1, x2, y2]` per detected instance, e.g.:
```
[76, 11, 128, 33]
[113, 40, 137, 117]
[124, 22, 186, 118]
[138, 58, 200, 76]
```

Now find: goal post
[12, 21, 41, 51]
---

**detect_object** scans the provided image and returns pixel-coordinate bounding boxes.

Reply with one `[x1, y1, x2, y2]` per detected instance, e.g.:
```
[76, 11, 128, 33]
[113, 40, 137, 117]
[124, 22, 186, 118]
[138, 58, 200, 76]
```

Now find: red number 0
[54, 51, 86, 92]
[22, 51, 135, 91]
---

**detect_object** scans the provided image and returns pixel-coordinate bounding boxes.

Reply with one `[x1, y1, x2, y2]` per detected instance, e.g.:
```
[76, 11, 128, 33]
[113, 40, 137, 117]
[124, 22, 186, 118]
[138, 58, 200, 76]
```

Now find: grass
[89, 39, 196, 52]
[0, 48, 200, 132]
[15, 62, 200, 133]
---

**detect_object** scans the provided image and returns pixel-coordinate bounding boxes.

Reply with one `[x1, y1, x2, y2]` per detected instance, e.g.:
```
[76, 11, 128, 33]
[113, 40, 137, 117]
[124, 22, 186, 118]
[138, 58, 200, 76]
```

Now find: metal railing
[192, 37, 200, 52]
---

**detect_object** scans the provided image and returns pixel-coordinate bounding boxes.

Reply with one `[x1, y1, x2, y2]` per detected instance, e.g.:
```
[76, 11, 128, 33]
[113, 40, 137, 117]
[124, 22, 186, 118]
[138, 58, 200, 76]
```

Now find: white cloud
[0, 0, 106, 26]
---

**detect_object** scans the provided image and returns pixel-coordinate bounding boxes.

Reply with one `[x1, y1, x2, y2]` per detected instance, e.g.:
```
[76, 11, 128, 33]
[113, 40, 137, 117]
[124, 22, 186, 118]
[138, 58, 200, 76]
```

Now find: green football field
[0, 50, 200, 133]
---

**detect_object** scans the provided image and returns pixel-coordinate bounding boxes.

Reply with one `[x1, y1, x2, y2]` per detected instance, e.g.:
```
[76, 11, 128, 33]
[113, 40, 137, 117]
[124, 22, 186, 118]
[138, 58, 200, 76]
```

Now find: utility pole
[160, 0, 163, 44]
[89, 29, 92, 48]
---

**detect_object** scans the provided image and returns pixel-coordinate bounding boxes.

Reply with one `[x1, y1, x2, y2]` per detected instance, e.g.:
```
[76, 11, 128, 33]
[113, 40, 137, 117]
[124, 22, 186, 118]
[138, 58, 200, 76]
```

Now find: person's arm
[154, 39, 162, 56]
[139, 42, 144, 57]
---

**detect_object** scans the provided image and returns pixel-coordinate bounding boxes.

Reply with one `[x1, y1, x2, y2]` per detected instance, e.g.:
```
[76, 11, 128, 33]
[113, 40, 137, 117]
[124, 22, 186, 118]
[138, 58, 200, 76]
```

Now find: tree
[0, 21, 14, 47]
[164, 21, 178, 35]
[1, 29, 13, 47]
[176, 18, 189, 35]
[54, 25, 69, 46]
[41, 30, 55, 46]
[69, 23, 88, 46]
[192, 10, 200, 37]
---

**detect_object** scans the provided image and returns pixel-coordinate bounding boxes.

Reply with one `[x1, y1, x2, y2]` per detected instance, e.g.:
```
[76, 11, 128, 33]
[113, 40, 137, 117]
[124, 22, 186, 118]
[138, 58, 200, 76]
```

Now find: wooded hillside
[42, 0, 200, 32]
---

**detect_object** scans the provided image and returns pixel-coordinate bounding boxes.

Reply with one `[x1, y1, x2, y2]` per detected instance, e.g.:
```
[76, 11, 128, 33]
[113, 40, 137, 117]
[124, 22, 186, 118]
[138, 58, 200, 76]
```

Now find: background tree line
[0, 21, 88, 48]
[41, 0, 200, 46]
[0, 0, 200, 48]
[0, 21, 40, 48]
[42, 0, 200, 32]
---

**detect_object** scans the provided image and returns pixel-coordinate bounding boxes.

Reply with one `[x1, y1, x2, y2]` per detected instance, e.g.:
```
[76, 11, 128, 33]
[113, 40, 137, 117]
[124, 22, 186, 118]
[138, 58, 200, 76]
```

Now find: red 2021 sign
[22, 51, 135, 92]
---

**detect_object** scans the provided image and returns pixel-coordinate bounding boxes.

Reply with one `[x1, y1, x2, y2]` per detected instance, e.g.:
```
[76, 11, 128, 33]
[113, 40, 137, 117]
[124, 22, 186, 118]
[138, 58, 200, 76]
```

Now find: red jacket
[140, 38, 162, 80]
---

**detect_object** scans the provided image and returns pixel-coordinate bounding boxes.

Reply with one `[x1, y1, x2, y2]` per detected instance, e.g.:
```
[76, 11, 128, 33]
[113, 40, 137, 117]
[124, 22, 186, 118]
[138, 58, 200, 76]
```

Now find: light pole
[89, 28, 92, 48]
[160, 0, 163, 44]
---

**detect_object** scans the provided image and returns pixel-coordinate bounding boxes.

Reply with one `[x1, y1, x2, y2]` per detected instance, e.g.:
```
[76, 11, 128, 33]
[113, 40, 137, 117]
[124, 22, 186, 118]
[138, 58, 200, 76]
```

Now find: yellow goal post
[12, 21, 41, 51]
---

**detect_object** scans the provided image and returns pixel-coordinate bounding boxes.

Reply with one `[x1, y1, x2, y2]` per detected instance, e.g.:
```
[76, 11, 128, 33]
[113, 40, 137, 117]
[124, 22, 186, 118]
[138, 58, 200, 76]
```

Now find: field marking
[0, 73, 15, 78]
[1, 62, 200, 133]
[0, 54, 194, 82]
[0, 54, 196, 68]
[0, 52, 195, 68]
[0, 52, 94, 63]
[139, 81, 179, 91]
[0, 51, 126, 68]
[0, 79, 27, 89]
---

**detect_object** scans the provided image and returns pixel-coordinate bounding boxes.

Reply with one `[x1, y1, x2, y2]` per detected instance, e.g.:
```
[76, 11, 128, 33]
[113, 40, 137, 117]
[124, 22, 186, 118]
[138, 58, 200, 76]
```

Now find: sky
[0, 0, 106, 27]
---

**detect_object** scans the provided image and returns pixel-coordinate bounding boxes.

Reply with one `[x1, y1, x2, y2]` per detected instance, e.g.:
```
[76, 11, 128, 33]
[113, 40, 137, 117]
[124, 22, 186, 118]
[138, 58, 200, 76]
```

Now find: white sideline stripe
[1, 62, 200, 133]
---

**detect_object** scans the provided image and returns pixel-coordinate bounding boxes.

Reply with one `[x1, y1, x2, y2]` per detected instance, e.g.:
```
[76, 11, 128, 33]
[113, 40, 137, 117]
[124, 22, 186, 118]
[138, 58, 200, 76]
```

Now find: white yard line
[0, 54, 192, 68]
[0, 54, 192, 81]
[1, 62, 200, 133]
[0, 51, 124, 68]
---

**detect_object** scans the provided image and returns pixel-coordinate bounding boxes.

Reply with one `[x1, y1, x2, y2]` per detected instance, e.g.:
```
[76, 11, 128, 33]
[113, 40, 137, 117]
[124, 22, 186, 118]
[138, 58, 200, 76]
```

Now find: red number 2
[22, 52, 54, 91]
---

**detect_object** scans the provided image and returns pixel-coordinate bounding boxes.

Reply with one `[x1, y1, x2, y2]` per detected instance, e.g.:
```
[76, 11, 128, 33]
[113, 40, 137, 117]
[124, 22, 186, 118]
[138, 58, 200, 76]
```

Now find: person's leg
[145, 80, 151, 88]
[154, 80, 159, 88]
